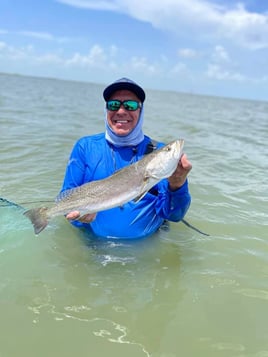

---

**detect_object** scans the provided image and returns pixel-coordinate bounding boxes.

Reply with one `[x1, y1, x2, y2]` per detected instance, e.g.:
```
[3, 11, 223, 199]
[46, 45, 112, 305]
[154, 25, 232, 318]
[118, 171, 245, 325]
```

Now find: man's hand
[168, 153, 192, 191]
[66, 211, 97, 223]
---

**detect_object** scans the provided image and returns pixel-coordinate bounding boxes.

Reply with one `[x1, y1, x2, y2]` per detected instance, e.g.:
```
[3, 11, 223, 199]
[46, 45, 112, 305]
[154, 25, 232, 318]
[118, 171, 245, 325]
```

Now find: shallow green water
[0, 73, 267, 356]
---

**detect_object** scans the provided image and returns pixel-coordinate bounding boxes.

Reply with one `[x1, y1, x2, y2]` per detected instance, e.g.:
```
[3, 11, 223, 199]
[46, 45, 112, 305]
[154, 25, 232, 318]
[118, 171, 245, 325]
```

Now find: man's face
[106, 90, 141, 136]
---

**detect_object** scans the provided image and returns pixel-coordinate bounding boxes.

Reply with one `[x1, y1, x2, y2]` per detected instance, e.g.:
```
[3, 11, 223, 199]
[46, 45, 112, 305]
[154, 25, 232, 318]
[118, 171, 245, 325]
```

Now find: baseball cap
[103, 77, 146, 102]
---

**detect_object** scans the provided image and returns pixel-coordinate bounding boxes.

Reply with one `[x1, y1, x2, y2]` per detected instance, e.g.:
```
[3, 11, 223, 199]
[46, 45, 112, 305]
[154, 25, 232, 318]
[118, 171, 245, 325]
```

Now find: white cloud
[0, 40, 63, 65]
[17, 30, 75, 44]
[178, 48, 198, 59]
[35, 53, 63, 64]
[0, 41, 31, 60]
[170, 62, 187, 74]
[211, 45, 230, 63]
[260, 76, 268, 82]
[66, 45, 107, 66]
[0, 41, 7, 50]
[56, 0, 268, 50]
[56, 0, 119, 11]
[206, 45, 252, 83]
[108, 45, 118, 58]
[0, 40, 156, 75]
[130, 56, 156, 73]
[206, 63, 245, 81]
[219, 3, 268, 49]
[64, 45, 155, 74]
[19, 31, 55, 41]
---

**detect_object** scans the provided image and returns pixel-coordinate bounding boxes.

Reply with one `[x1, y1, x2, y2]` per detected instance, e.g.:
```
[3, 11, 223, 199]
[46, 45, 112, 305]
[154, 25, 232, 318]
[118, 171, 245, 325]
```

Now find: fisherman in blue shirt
[61, 78, 192, 239]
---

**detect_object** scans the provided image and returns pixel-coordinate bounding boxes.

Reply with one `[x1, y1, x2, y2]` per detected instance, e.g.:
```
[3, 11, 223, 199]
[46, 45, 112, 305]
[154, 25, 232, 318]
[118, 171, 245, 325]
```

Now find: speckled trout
[24, 139, 184, 234]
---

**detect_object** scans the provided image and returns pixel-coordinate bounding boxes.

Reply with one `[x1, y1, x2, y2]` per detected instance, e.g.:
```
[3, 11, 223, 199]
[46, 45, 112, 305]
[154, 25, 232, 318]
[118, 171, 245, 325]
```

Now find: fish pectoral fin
[144, 170, 161, 181]
[133, 191, 148, 203]
[150, 173, 163, 180]
[133, 176, 151, 203]
[133, 173, 156, 203]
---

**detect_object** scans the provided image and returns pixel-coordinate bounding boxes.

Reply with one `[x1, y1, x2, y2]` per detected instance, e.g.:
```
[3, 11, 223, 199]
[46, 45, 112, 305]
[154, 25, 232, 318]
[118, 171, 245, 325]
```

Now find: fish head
[166, 139, 184, 160]
[145, 139, 184, 179]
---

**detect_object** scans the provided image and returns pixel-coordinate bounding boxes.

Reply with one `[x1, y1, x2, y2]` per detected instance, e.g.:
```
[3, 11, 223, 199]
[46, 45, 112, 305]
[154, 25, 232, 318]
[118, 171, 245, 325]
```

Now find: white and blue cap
[103, 77, 146, 102]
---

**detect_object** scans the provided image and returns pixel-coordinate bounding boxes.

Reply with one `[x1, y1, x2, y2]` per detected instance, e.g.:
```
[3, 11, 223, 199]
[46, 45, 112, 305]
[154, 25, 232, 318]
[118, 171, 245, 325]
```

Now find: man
[61, 78, 192, 239]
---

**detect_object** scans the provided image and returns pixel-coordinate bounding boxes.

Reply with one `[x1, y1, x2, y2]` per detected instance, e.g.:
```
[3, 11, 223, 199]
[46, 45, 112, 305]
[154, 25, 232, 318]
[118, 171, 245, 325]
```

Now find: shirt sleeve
[154, 179, 191, 222]
[61, 139, 87, 192]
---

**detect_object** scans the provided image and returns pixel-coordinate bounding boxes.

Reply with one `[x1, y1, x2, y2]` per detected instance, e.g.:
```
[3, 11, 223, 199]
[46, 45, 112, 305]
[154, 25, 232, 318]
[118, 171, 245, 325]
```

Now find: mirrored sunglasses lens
[123, 101, 139, 111]
[107, 100, 121, 111]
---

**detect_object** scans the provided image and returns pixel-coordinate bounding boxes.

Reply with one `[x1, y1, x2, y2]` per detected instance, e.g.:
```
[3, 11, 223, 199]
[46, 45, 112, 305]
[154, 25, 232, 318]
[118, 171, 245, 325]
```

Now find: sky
[0, 0, 268, 101]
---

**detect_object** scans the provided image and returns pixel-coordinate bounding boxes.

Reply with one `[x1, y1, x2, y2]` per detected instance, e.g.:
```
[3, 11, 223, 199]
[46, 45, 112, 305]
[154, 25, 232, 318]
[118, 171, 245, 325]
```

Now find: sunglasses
[106, 100, 142, 111]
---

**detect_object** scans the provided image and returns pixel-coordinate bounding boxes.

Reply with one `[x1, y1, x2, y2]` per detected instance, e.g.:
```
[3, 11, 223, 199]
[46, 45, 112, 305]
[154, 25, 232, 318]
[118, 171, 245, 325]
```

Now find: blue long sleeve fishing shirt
[61, 133, 191, 239]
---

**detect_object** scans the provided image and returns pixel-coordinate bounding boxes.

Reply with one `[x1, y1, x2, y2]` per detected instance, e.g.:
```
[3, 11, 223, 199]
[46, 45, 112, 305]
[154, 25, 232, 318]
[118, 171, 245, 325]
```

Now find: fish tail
[23, 207, 49, 235]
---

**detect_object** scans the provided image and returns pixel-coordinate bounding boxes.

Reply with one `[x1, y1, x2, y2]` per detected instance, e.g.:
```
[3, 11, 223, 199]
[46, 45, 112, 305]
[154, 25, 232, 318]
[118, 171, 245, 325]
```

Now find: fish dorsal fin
[55, 186, 79, 203]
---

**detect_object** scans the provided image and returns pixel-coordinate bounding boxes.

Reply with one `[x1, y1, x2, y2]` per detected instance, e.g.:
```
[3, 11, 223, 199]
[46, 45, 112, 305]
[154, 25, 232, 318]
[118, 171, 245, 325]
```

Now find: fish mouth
[172, 139, 184, 159]
[177, 139, 184, 158]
